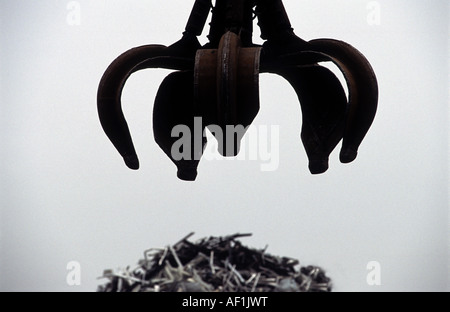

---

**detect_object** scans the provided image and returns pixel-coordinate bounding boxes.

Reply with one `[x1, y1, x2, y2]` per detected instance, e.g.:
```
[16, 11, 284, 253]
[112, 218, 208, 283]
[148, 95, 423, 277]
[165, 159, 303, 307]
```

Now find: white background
[1, 0, 448, 291]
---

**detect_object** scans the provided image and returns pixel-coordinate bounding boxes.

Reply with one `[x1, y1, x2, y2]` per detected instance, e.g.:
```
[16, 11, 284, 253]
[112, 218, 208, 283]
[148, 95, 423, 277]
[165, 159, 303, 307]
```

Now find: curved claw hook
[276, 65, 347, 174]
[195, 31, 261, 157]
[308, 39, 378, 164]
[153, 71, 207, 181]
[97, 44, 197, 170]
[262, 38, 378, 167]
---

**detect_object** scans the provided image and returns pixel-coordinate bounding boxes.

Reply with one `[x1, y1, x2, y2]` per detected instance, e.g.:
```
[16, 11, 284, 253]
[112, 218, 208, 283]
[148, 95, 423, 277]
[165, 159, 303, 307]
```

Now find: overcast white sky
[1, 0, 449, 292]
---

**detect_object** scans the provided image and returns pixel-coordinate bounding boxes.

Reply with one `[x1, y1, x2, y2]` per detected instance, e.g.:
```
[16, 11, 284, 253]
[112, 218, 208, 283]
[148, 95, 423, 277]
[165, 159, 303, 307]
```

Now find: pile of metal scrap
[97, 233, 332, 292]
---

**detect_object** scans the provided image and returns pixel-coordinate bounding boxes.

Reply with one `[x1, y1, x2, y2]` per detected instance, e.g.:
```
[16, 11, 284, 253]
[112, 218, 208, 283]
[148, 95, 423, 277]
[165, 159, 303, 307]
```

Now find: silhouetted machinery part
[97, 0, 378, 181]
[195, 31, 262, 157]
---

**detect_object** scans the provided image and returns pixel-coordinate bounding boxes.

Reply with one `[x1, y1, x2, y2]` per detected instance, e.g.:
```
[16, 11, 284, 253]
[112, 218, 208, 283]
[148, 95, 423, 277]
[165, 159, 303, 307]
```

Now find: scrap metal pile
[97, 233, 332, 292]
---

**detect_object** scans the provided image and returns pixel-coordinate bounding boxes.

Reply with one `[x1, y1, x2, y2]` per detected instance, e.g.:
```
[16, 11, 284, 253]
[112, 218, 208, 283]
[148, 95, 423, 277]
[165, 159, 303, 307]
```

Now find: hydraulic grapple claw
[97, 0, 378, 180]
